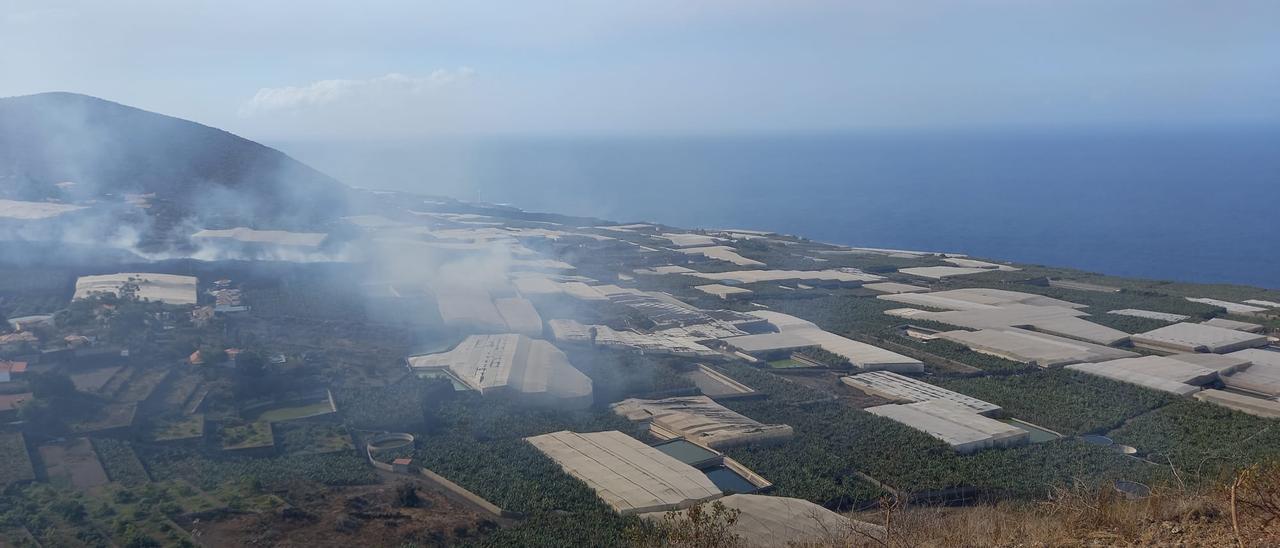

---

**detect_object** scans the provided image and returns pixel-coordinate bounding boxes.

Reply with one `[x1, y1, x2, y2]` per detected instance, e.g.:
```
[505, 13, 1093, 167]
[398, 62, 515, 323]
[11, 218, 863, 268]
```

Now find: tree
[236, 350, 265, 376]
[420, 377, 457, 435]
[199, 346, 227, 365]
[28, 372, 77, 399]
[625, 501, 744, 548]
[106, 305, 149, 343]
[394, 482, 423, 508]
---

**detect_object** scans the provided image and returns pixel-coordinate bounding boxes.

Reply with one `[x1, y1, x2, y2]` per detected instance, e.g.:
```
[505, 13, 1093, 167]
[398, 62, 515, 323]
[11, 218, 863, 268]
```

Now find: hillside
[0, 92, 349, 226]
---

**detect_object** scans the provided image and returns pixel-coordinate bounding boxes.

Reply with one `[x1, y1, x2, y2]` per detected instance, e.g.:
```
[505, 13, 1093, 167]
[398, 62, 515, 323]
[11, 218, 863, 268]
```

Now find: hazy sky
[3, 1, 1278, 139]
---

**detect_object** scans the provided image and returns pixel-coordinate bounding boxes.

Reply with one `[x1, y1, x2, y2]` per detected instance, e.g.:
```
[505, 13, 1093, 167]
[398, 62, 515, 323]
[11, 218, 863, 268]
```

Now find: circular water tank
[367, 432, 415, 454]
[1080, 434, 1113, 446]
[1115, 480, 1150, 499]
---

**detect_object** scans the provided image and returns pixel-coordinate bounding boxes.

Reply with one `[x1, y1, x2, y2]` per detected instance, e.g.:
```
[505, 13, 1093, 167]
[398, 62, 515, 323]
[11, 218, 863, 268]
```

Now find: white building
[407, 334, 592, 409]
[525, 430, 722, 515]
[74, 273, 198, 305]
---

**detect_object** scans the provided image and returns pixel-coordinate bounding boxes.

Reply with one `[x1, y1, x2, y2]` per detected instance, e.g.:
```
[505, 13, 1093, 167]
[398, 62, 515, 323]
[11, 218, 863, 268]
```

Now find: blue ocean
[281, 128, 1280, 288]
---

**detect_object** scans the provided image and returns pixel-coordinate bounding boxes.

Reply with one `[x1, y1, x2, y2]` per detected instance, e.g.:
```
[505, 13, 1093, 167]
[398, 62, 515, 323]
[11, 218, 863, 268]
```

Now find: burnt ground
[189, 476, 497, 547]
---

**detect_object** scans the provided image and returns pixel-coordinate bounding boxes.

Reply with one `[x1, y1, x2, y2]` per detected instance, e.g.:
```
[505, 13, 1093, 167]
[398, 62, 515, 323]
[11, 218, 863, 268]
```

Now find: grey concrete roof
[74, 273, 198, 305]
[607, 289, 716, 327]
[1064, 353, 1247, 395]
[435, 288, 508, 332]
[694, 284, 754, 298]
[877, 293, 1001, 311]
[494, 297, 544, 337]
[611, 396, 793, 449]
[841, 371, 1002, 416]
[720, 331, 815, 353]
[678, 246, 765, 266]
[866, 400, 1028, 454]
[937, 327, 1138, 367]
[511, 275, 562, 296]
[525, 430, 722, 515]
[1186, 298, 1269, 316]
[596, 223, 656, 232]
[1048, 279, 1121, 293]
[655, 495, 885, 548]
[192, 227, 327, 248]
[635, 265, 697, 275]
[863, 282, 930, 294]
[0, 198, 87, 219]
[934, 288, 1087, 309]
[560, 281, 609, 301]
[1108, 309, 1190, 322]
[1193, 389, 1280, 419]
[689, 269, 883, 285]
[1110, 355, 1231, 383]
[661, 233, 721, 248]
[1202, 318, 1265, 333]
[898, 266, 991, 279]
[1243, 299, 1280, 308]
[1065, 362, 1203, 396]
[724, 311, 923, 372]
[1222, 349, 1280, 397]
[941, 257, 1020, 271]
[340, 214, 405, 229]
[912, 304, 1129, 346]
[880, 288, 1086, 312]
[1165, 352, 1253, 374]
[1132, 323, 1269, 353]
[407, 334, 592, 408]
[684, 365, 758, 398]
[549, 319, 722, 358]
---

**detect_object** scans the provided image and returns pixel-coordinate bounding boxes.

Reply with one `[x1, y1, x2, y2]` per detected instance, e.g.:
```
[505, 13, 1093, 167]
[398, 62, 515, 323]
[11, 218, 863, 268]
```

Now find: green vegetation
[625, 500, 743, 548]
[419, 435, 639, 547]
[938, 370, 1174, 435]
[4, 196, 1280, 546]
[0, 432, 35, 487]
[335, 376, 455, 432]
[277, 422, 354, 455]
[142, 447, 378, 490]
[410, 394, 642, 546]
[1083, 313, 1174, 335]
[148, 414, 205, 442]
[0, 480, 226, 548]
[725, 395, 1163, 506]
[705, 362, 1164, 507]
[248, 399, 335, 422]
[1109, 400, 1280, 481]
[91, 439, 150, 486]
[566, 348, 696, 402]
[793, 346, 851, 368]
[67, 403, 138, 435]
[738, 296, 1032, 373]
[711, 361, 832, 403]
[765, 358, 808, 369]
[218, 420, 274, 451]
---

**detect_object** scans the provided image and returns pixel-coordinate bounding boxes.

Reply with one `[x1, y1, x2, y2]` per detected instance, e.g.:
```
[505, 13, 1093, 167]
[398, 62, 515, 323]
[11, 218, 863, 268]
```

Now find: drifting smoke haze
[0, 90, 570, 336]
[0, 92, 362, 264]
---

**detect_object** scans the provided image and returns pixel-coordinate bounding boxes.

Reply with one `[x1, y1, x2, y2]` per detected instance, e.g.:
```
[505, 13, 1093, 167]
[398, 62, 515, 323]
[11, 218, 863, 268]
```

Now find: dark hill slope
[0, 92, 348, 225]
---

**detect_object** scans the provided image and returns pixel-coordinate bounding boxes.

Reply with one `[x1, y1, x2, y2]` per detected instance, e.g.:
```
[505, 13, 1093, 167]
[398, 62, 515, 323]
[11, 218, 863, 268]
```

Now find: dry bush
[1230, 460, 1280, 545]
[845, 474, 1265, 548]
[627, 463, 1280, 547]
[625, 501, 745, 548]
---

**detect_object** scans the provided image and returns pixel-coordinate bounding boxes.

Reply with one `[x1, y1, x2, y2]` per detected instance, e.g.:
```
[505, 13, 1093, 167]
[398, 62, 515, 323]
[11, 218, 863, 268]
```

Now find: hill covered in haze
[0, 92, 349, 227]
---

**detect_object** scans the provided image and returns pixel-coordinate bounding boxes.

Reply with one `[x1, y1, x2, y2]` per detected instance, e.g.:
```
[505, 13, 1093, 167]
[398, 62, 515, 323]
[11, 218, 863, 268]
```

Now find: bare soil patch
[192, 478, 496, 547]
[38, 437, 108, 491]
